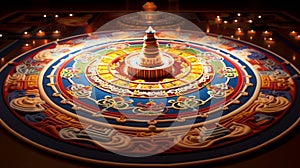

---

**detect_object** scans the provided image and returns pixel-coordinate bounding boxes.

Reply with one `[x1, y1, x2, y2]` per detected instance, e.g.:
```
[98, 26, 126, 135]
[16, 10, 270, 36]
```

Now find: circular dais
[0, 28, 299, 166]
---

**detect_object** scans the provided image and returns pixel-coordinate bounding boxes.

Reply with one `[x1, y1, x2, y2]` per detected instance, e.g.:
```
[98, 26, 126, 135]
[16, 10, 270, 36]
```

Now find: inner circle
[125, 52, 174, 80]
[105, 50, 194, 84]
[91, 43, 213, 97]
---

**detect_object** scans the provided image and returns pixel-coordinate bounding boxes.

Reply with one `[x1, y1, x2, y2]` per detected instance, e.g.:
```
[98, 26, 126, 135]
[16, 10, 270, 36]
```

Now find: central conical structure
[139, 26, 163, 67]
[125, 26, 174, 80]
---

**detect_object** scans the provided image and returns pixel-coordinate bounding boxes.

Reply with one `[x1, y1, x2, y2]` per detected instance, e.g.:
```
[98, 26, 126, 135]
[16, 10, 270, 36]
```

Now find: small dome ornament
[143, 2, 157, 11]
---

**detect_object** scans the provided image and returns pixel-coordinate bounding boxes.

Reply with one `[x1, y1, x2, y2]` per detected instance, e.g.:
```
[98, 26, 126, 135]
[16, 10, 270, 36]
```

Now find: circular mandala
[0, 29, 299, 166]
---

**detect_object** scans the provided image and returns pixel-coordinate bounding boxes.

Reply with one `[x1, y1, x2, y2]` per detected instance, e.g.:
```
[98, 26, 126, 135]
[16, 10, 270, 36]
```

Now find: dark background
[0, 0, 299, 15]
[0, 0, 299, 167]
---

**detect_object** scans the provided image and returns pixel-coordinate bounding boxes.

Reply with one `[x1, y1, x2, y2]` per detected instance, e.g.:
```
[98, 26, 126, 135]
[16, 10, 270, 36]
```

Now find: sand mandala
[0, 26, 299, 166]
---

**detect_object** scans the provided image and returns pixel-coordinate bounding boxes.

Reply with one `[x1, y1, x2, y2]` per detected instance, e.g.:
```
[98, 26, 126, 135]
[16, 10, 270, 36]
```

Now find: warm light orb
[215, 15, 222, 24]
[292, 55, 296, 61]
[52, 30, 61, 37]
[23, 31, 31, 38]
[235, 28, 244, 36]
[263, 30, 272, 36]
[36, 30, 45, 37]
[289, 31, 298, 37]
[248, 29, 256, 35]
[265, 37, 275, 45]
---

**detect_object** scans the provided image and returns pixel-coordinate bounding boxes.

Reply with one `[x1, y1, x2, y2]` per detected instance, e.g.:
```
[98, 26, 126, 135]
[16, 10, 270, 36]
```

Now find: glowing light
[22, 43, 32, 51]
[215, 15, 222, 24]
[290, 31, 298, 37]
[292, 55, 296, 61]
[52, 30, 61, 37]
[265, 37, 275, 44]
[23, 31, 30, 38]
[235, 28, 244, 36]
[248, 29, 256, 35]
[36, 30, 45, 37]
[263, 30, 272, 36]
[206, 25, 210, 33]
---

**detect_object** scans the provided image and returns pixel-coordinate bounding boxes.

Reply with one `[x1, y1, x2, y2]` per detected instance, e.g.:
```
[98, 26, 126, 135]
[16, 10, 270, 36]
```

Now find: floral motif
[133, 101, 166, 115]
[168, 96, 204, 110]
